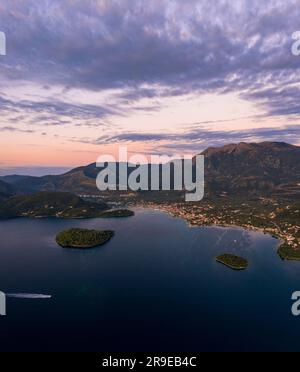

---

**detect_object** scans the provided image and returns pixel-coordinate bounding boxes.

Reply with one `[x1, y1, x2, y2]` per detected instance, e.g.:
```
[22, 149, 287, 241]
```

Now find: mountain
[3, 142, 300, 199]
[0, 180, 14, 201]
[0, 175, 33, 184]
[202, 142, 300, 196]
[1, 166, 99, 195]
[0, 192, 108, 219]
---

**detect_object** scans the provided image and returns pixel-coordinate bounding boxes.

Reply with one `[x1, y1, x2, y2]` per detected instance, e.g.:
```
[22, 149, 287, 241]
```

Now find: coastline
[132, 204, 290, 262]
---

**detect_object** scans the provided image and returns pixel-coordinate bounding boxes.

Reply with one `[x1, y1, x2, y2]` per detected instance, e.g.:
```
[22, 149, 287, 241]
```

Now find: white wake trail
[6, 293, 52, 299]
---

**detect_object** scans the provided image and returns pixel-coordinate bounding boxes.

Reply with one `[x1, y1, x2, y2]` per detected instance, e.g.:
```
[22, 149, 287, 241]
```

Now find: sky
[0, 0, 300, 175]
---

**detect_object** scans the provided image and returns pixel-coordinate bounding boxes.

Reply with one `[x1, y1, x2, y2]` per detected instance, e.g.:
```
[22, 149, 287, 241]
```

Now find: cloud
[244, 86, 300, 117]
[78, 124, 300, 154]
[0, 0, 300, 154]
[0, 0, 299, 112]
[0, 126, 34, 133]
[0, 95, 118, 123]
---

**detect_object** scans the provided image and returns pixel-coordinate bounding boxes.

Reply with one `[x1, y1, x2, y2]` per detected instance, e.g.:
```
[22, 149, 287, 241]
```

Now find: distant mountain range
[1, 142, 299, 199]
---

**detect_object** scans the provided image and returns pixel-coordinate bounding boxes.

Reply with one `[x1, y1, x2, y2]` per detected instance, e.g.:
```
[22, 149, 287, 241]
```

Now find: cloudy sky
[0, 0, 300, 174]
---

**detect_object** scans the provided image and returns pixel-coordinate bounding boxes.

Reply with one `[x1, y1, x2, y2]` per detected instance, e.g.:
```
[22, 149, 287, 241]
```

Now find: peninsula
[0, 192, 134, 220]
[99, 209, 135, 218]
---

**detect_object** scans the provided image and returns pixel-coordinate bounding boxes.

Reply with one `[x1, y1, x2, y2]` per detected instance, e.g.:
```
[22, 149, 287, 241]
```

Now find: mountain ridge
[1, 141, 299, 198]
[0, 191, 109, 219]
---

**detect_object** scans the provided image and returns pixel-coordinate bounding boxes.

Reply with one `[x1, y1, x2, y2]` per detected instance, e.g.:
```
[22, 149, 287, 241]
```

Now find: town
[128, 196, 300, 261]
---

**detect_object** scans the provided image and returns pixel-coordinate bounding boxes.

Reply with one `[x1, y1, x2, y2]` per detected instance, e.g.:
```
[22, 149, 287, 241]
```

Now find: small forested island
[99, 209, 135, 218]
[56, 228, 114, 249]
[216, 254, 248, 270]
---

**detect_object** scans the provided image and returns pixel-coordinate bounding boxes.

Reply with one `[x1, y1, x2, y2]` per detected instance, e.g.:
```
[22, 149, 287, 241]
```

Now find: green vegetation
[278, 243, 300, 261]
[216, 254, 248, 270]
[99, 209, 135, 218]
[0, 192, 137, 220]
[0, 192, 109, 219]
[56, 228, 114, 249]
[0, 180, 14, 202]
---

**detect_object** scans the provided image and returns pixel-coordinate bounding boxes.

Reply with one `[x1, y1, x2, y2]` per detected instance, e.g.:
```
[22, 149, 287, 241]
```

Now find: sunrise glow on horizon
[0, 0, 300, 175]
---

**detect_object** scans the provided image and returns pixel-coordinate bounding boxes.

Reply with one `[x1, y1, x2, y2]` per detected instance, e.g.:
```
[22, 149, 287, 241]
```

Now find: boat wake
[6, 293, 52, 299]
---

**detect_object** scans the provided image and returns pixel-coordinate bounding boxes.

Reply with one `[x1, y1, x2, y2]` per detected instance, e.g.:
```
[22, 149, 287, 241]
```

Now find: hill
[0, 192, 109, 219]
[0, 180, 14, 201]
[202, 142, 300, 197]
[2, 142, 300, 199]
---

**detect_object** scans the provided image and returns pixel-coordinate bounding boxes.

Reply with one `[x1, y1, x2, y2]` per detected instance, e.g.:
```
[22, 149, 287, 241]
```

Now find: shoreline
[132, 204, 290, 262]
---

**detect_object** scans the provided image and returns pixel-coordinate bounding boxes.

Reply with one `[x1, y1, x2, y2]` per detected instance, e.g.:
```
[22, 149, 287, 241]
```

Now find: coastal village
[129, 198, 300, 260]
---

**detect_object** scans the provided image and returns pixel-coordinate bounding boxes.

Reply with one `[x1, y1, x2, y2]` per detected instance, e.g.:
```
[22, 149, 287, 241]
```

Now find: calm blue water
[0, 208, 300, 352]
